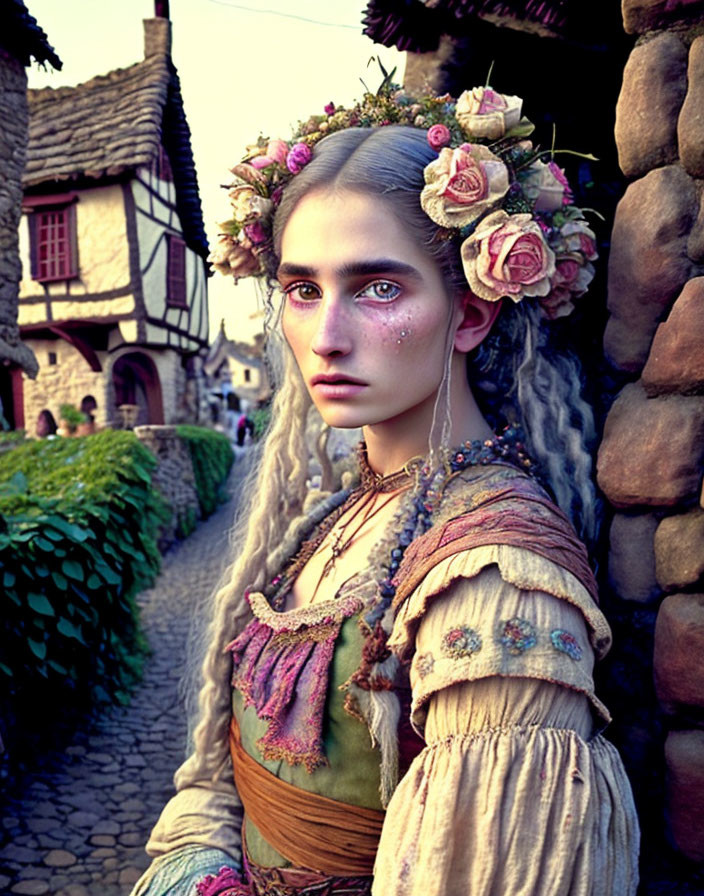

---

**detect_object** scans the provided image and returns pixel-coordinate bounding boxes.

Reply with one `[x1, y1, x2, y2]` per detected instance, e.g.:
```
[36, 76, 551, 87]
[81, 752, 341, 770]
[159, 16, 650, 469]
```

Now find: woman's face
[279, 189, 461, 433]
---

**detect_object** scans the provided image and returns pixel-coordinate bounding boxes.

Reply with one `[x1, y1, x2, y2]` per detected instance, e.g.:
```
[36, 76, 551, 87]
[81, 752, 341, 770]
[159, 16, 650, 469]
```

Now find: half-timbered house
[16, 8, 208, 434]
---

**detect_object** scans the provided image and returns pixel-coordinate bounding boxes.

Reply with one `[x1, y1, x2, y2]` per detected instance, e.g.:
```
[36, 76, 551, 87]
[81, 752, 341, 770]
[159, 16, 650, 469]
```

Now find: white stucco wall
[132, 168, 208, 352]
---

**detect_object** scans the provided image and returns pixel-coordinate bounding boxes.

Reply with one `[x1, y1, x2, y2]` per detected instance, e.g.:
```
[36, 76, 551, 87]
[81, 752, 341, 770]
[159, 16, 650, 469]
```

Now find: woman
[133, 85, 639, 895]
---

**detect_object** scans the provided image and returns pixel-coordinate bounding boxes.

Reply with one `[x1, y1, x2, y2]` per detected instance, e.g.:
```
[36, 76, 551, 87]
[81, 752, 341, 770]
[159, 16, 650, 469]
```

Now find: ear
[453, 291, 502, 353]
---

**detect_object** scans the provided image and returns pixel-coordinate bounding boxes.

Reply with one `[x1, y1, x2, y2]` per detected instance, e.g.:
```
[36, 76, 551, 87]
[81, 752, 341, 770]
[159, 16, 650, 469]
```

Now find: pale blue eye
[358, 280, 401, 301]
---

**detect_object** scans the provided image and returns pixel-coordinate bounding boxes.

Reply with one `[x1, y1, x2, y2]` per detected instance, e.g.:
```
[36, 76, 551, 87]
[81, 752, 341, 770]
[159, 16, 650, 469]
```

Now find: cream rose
[461, 210, 555, 302]
[228, 185, 273, 223]
[421, 144, 509, 229]
[207, 233, 261, 281]
[455, 87, 523, 140]
[521, 160, 572, 213]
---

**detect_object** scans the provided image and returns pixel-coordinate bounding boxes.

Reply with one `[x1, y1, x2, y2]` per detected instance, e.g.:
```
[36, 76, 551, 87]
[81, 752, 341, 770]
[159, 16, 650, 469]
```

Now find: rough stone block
[679, 36, 704, 177]
[608, 512, 661, 602]
[597, 382, 704, 507]
[642, 277, 704, 396]
[615, 33, 687, 177]
[655, 509, 704, 591]
[622, 0, 704, 33]
[688, 191, 704, 263]
[605, 166, 699, 373]
[654, 593, 704, 709]
[665, 729, 704, 862]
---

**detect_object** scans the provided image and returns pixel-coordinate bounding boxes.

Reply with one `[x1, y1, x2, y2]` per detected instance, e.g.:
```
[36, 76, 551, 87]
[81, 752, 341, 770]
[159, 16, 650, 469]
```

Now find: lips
[310, 373, 367, 399]
[310, 373, 367, 386]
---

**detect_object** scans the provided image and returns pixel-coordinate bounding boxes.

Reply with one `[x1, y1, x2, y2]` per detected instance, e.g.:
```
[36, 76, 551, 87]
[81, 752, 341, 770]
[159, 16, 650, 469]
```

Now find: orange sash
[229, 716, 384, 876]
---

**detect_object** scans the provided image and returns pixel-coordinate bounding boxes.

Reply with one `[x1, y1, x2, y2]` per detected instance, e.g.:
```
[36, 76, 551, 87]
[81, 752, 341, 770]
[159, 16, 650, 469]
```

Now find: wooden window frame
[24, 193, 79, 283]
[167, 234, 187, 308]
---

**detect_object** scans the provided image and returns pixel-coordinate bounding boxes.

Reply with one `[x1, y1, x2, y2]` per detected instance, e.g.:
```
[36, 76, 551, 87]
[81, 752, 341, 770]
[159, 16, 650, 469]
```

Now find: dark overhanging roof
[1, 0, 62, 69]
[23, 25, 208, 261]
[362, 0, 616, 52]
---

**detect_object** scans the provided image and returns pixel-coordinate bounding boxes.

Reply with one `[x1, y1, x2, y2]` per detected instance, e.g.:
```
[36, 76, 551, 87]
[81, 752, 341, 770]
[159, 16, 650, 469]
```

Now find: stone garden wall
[597, 0, 704, 865]
[134, 425, 200, 549]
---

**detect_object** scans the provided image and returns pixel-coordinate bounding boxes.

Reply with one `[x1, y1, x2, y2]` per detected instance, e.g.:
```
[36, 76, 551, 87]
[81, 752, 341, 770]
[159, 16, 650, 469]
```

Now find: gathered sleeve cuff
[144, 768, 244, 862]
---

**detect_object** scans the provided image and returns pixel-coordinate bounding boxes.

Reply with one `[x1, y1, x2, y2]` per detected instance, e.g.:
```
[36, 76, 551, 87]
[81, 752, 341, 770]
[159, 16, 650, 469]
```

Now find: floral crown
[208, 82, 598, 320]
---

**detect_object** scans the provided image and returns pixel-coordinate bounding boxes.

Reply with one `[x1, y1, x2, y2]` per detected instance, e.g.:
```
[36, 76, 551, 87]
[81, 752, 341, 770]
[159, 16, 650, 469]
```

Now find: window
[167, 235, 187, 307]
[244, 368, 251, 383]
[48, 352, 57, 365]
[25, 194, 79, 283]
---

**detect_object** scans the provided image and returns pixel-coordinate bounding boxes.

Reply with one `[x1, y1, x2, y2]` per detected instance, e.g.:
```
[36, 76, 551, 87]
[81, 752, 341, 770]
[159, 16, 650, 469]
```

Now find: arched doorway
[112, 352, 164, 427]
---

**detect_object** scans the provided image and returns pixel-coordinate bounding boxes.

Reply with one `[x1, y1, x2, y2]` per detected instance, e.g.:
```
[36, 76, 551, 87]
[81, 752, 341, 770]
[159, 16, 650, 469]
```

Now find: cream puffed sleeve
[373, 547, 640, 896]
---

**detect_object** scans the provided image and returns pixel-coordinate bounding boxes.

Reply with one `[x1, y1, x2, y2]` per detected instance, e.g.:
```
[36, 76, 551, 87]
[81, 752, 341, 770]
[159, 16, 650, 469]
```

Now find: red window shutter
[30, 203, 78, 283]
[27, 214, 39, 279]
[167, 235, 187, 307]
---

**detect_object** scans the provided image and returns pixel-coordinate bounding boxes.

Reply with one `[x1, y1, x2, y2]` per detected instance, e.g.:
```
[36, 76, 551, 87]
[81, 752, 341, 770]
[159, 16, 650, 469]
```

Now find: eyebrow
[277, 259, 423, 281]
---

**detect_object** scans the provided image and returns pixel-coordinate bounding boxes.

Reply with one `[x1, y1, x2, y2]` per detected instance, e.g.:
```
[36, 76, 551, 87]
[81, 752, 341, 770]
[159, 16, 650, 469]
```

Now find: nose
[311, 294, 352, 357]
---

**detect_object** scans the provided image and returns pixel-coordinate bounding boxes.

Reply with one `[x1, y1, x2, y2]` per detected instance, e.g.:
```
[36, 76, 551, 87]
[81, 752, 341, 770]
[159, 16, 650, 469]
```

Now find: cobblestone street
[0, 463, 246, 896]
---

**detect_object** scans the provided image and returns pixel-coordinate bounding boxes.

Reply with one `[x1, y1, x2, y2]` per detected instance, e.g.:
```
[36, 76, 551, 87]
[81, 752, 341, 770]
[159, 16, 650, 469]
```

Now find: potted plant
[58, 403, 87, 436]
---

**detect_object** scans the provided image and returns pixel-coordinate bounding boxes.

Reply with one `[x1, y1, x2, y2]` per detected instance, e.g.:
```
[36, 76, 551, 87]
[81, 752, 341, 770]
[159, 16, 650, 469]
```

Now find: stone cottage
[0, 0, 60, 430]
[363, 0, 704, 887]
[16, 5, 209, 435]
[203, 322, 271, 429]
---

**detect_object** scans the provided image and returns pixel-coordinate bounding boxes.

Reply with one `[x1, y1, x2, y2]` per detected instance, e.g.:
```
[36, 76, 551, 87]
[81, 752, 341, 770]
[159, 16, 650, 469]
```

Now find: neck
[362, 351, 494, 476]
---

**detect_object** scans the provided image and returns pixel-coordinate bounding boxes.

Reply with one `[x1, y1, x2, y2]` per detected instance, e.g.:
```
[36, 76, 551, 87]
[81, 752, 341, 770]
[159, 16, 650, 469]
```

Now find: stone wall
[134, 424, 200, 549]
[21, 335, 108, 434]
[0, 49, 37, 376]
[597, 0, 704, 868]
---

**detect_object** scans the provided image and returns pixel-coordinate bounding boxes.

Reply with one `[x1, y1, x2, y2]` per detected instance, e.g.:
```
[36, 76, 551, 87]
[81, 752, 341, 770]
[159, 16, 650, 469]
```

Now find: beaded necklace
[267, 425, 535, 615]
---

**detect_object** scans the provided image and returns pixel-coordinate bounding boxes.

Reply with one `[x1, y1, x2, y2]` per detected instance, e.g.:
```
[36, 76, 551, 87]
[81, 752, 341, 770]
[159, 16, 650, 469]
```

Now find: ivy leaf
[4, 570, 16, 588]
[57, 617, 86, 645]
[27, 593, 55, 617]
[45, 516, 89, 542]
[52, 571, 68, 590]
[61, 560, 84, 582]
[34, 537, 55, 552]
[27, 637, 47, 660]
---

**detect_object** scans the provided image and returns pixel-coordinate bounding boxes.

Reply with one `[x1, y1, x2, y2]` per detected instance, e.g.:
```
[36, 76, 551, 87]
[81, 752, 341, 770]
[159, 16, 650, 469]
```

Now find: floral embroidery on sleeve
[441, 625, 482, 659]
[499, 617, 537, 655]
[416, 652, 436, 677]
[550, 629, 583, 661]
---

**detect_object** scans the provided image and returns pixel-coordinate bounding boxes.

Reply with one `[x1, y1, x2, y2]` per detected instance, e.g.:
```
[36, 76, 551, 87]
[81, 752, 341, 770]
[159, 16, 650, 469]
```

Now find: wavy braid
[176, 336, 312, 788]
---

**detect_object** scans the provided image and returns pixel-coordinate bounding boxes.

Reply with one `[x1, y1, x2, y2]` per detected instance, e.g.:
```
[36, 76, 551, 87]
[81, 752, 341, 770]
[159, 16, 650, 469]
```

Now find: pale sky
[25, 0, 405, 343]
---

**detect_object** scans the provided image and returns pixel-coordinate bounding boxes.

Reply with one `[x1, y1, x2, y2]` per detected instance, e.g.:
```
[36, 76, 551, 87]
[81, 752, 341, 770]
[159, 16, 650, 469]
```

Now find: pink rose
[286, 142, 313, 174]
[421, 144, 509, 229]
[461, 210, 555, 302]
[427, 123, 451, 150]
[249, 138, 288, 170]
[266, 138, 289, 165]
[455, 87, 523, 140]
[547, 161, 573, 205]
[324, 101, 335, 115]
[244, 221, 267, 245]
[521, 160, 574, 213]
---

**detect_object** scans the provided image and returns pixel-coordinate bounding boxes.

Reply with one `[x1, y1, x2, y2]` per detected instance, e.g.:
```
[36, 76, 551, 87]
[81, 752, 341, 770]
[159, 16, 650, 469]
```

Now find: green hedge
[0, 431, 169, 733]
[176, 425, 234, 517]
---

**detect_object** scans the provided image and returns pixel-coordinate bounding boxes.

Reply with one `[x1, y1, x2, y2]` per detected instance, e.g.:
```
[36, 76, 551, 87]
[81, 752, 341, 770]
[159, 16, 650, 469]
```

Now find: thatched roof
[362, 0, 571, 51]
[23, 19, 207, 260]
[0, 0, 62, 69]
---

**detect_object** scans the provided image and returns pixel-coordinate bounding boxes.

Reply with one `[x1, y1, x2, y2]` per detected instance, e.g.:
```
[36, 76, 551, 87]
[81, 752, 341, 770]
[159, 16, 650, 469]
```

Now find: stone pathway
[0, 464, 247, 896]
